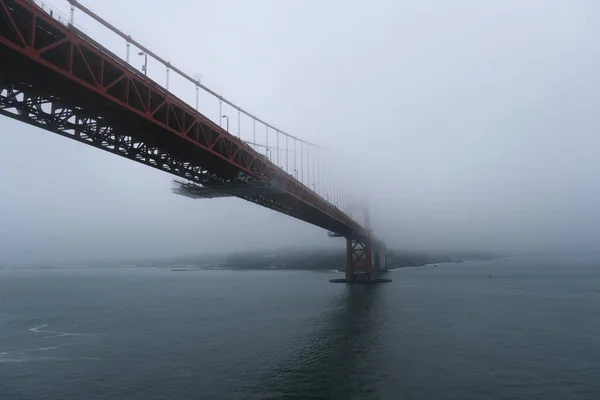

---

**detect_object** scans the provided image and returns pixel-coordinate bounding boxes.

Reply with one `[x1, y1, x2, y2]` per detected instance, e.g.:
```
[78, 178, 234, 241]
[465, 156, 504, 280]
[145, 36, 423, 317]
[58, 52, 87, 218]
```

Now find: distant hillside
[223, 248, 496, 271]
[387, 250, 495, 269]
[7, 248, 494, 270]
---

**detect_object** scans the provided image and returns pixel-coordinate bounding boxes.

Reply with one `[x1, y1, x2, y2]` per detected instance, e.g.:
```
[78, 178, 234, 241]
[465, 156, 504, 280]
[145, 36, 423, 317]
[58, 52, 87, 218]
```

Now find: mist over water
[2, 0, 600, 263]
[2, 258, 599, 399]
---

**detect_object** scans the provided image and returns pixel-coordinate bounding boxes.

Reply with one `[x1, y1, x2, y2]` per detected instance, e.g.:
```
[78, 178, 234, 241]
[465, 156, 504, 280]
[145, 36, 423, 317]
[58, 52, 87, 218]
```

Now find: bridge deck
[0, 0, 364, 237]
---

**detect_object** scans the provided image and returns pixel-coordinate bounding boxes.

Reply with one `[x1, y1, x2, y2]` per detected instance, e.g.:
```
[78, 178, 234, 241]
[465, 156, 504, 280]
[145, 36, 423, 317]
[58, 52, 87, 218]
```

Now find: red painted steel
[346, 237, 353, 281]
[345, 237, 373, 282]
[0, 0, 365, 237]
[344, 203, 381, 281]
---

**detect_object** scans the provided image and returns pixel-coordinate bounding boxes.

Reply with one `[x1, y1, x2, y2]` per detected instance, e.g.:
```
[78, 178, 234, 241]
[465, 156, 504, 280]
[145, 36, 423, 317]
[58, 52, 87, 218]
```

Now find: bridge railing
[58, 0, 352, 216]
[25, 0, 85, 31]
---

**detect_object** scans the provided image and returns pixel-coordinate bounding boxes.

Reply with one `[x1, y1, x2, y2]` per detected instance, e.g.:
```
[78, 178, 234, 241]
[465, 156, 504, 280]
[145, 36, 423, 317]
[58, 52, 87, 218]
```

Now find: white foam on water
[0, 358, 27, 363]
[29, 324, 48, 332]
[0, 324, 105, 362]
[0, 356, 102, 363]
[31, 325, 97, 338]
[44, 333, 71, 338]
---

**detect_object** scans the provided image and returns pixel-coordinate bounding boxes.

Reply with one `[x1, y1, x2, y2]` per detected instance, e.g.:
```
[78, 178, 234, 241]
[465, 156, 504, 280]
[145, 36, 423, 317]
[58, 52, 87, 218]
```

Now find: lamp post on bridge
[138, 51, 147, 76]
[69, 3, 75, 26]
[194, 74, 202, 111]
[221, 115, 229, 132]
[166, 64, 170, 89]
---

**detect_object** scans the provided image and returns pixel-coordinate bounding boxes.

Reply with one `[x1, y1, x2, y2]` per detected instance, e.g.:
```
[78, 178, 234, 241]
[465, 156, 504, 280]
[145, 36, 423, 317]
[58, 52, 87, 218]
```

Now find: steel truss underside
[0, 0, 363, 236]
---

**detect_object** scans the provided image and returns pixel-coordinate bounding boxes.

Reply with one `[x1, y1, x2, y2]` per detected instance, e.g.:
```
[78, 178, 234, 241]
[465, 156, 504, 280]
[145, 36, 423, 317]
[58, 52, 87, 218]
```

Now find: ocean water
[1, 258, 600, 399]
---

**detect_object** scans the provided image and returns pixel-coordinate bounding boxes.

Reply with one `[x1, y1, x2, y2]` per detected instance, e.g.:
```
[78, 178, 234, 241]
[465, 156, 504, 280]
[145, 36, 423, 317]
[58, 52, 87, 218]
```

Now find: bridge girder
[0, 0, 364, 237]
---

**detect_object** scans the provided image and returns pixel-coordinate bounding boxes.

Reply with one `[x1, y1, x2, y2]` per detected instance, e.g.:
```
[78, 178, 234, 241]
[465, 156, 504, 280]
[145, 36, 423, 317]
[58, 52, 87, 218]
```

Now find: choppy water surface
[1, 258, 600, 399]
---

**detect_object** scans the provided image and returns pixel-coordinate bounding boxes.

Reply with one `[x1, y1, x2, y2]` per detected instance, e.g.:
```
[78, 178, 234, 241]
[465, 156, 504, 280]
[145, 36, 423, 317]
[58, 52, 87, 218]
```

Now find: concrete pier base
[329, 278, 392, 284]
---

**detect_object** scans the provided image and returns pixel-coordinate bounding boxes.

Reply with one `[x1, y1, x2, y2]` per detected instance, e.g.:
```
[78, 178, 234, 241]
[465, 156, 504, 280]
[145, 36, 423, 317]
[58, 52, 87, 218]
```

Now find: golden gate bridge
[0, 0, 390, 282]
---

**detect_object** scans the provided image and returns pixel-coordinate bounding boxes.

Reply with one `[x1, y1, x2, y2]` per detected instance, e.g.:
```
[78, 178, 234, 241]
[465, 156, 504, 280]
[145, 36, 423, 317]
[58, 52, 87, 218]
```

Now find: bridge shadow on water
[241, 284, 388, 400]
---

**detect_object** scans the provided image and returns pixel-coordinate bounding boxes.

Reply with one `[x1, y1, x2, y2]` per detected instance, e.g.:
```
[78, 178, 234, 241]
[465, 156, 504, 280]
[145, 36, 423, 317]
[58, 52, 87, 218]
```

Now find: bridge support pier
[330, 235, 391, 283]
[345, 236, 372, 282]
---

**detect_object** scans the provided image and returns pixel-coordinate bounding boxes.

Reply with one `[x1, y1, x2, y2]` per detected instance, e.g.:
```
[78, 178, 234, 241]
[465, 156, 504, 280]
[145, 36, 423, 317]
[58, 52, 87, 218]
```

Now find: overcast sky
[2, 0, 600, 264]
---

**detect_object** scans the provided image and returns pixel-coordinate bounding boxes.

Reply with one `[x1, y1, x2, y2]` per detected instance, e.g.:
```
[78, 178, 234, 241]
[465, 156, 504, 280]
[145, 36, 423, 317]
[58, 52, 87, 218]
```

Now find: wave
[0, 324, 102, 363]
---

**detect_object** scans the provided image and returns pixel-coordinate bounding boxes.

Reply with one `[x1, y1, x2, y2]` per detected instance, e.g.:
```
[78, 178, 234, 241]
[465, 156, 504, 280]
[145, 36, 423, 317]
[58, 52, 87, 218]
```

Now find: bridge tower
[338, 204, 390, 283]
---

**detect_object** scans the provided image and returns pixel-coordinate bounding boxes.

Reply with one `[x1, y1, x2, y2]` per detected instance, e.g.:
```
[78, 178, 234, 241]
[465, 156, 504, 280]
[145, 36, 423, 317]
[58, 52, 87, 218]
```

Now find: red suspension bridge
[0, 0, 389, 282]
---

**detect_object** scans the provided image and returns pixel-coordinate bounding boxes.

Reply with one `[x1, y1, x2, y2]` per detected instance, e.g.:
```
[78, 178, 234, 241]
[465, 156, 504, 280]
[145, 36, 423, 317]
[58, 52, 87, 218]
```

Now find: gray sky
[2, 0, 600, 264]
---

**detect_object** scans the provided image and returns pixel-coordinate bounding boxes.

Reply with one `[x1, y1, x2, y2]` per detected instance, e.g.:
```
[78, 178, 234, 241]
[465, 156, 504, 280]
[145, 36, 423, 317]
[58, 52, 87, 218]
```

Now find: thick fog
[1, 0, 600, 265]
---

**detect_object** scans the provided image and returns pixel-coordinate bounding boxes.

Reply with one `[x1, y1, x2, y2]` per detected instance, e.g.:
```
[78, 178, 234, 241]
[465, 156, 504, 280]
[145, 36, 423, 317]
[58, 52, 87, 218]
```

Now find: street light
[221, 115, 229, 132]
[138, 51, 147, 75]
[194, 74, 202, 111]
